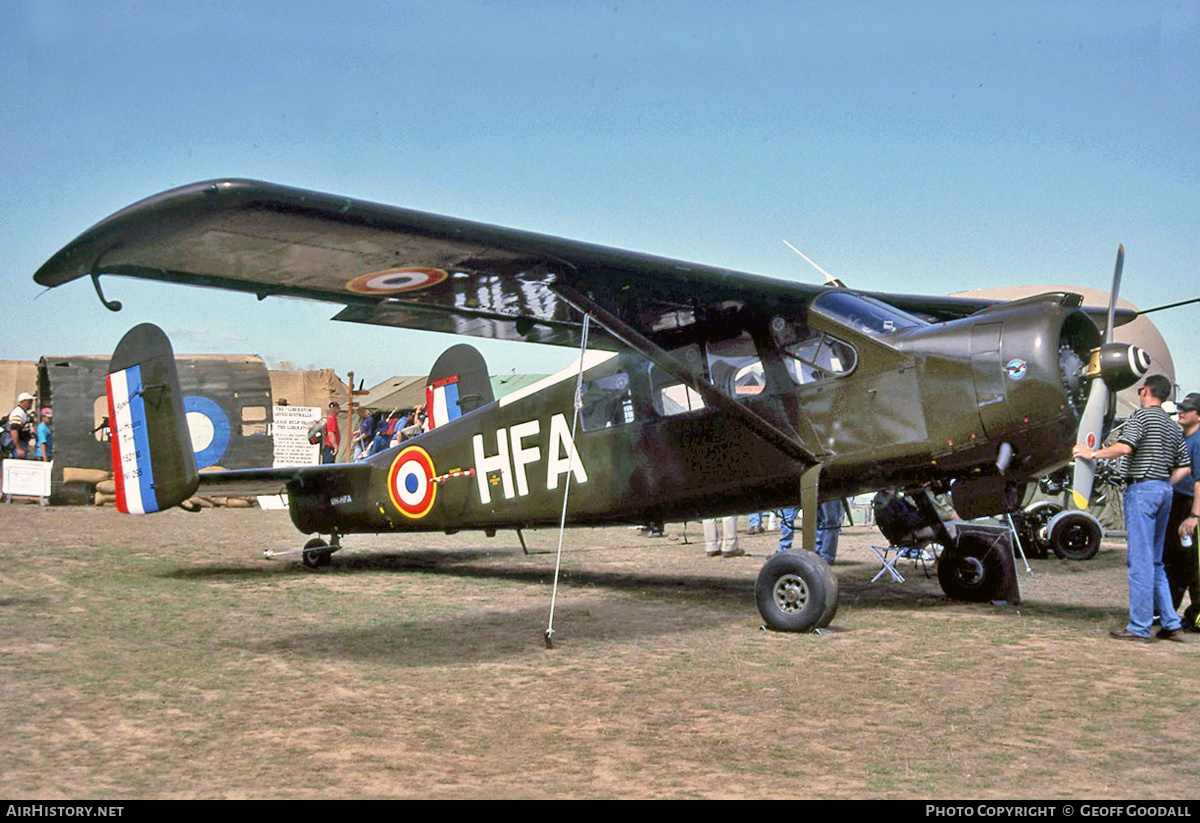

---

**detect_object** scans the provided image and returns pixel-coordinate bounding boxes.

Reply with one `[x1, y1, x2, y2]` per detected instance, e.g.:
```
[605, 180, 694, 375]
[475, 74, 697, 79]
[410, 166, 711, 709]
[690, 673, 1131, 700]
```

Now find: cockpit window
[650, 344, 708, 417]
[579, 371, 636, 431]
[706, 333, 765, 398]
[732, 362, 766, 396]
[811, 291, 927, 337]
[782, 332, 858, 384]
[655, 382, 706, 416]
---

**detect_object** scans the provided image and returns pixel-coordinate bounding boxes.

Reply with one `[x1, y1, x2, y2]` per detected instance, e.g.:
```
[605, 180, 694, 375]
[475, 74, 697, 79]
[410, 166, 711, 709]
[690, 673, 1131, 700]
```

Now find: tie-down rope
[545, 313, 591, 648]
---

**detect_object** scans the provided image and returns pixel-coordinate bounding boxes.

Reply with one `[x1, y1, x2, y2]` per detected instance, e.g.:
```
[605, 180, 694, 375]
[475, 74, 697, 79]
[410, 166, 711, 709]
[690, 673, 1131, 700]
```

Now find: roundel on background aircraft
[388, 445, 437, 519]
[183, 395, 231, 469]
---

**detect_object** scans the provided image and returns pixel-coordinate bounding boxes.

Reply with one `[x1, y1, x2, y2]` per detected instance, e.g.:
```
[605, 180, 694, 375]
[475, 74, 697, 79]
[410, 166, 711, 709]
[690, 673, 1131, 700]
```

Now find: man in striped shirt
[1073, 374, 1191, 642]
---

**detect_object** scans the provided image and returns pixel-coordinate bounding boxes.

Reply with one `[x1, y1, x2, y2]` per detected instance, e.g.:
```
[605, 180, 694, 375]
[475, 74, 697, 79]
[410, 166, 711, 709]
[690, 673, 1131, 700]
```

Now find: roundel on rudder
[388, 445, 437, 519]
[183, 395, 231, 469]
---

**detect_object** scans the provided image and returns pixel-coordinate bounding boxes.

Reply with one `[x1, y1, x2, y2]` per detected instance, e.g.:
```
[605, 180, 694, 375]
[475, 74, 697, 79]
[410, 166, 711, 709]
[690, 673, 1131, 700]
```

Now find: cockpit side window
[768, 312, 857, 385]
[579, 371, 636, 431]
[654, 382, 706, 415]
[782, 331, 858, 384]
[649, 344, 708, 416]
[706, 333, 765, 399]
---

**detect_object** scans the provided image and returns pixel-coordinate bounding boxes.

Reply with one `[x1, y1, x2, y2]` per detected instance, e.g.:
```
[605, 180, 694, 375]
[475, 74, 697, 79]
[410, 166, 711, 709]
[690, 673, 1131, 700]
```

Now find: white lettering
[473, 428, 513, 505]
[472, 413, 589, 505]
[546, 413, 588, 490]
[509, 420, 542, 497]
[3, 808, 123, 818]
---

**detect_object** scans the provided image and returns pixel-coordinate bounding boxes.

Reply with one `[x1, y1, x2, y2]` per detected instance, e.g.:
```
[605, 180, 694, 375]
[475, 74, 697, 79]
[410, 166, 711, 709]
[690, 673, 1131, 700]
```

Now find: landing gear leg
[755, 464, 840, 632]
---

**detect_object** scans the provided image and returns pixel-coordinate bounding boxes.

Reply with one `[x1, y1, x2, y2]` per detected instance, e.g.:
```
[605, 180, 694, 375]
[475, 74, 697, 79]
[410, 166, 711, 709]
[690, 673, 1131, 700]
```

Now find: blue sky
[3, 0, 1197, 392]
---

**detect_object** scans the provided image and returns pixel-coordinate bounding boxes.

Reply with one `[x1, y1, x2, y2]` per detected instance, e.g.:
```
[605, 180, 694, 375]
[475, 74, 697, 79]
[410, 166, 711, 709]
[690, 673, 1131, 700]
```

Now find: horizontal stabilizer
[192, 463, 375, 497]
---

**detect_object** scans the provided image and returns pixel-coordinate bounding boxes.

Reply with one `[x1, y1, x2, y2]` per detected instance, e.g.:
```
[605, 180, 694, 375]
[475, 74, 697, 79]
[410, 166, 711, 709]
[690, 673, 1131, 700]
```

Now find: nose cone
[1092, 342, 1151, 392]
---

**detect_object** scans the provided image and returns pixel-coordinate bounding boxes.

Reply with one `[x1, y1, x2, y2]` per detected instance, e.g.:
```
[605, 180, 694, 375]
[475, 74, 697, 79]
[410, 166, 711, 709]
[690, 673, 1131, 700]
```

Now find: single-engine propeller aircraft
[34, 179, 1153, 631]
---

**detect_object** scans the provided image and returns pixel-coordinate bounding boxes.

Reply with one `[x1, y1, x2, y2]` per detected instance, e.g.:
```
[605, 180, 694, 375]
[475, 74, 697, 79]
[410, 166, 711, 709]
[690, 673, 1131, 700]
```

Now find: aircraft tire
[301, 537, 333, 569]
[1047, 510, 1102, 561]
[936, 534, 1004, 602]
[755, 550, 838, 632]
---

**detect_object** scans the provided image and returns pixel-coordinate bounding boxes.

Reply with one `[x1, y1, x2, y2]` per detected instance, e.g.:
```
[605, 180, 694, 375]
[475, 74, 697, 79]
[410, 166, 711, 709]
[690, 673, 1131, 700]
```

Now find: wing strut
[550, 283, 822, 467]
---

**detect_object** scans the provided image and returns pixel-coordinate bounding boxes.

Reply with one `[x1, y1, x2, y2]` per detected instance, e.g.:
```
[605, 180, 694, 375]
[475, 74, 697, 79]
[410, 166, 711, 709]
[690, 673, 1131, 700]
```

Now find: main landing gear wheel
[937, 534, 1004, 602]
[755, 550, 838, 632]
[300, 537, 335, 570]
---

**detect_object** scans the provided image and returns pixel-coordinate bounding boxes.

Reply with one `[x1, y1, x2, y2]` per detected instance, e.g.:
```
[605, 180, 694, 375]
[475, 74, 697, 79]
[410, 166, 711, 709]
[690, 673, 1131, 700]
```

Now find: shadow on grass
[239, 600, 724, 667]
[0, 596, 51, 608]
[161, 547, 503, 579]
[996, 598, 1128, 624]
[166, 546, 760, 608]
[176, 543, 1089, 633]
[163, 545, 989, 617]
[241, 576, 1126, 669]
[150, 545, 1133, 665]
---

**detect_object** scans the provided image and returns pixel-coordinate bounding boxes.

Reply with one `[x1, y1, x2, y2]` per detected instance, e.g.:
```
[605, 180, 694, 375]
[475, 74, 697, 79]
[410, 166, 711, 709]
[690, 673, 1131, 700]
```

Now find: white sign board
[3, 459, 52, 498]
[270, 405, 321, 467]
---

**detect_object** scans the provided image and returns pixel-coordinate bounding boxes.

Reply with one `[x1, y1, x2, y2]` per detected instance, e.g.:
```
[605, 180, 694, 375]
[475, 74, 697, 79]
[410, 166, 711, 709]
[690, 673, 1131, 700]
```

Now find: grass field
[2, 504, 1197, 798]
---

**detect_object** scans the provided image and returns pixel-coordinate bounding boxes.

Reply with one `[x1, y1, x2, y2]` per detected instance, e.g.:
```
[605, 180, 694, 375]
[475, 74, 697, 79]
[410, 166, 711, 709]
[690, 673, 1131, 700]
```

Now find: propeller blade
[1104, 244, 1124, 344]
[1073, 245, 1127, 509]
[1072, 380, 1110, 509]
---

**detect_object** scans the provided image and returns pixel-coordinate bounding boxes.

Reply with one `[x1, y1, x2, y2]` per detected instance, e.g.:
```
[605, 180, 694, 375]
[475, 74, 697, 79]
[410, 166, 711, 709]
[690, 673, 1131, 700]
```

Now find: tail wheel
[301, 537, 334, 569]
[755, 551, 838, 632]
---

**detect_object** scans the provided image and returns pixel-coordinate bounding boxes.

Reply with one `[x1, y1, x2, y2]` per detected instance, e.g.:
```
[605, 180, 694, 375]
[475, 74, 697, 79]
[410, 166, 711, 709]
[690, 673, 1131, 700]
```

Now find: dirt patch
[2, 505, 1197, 798]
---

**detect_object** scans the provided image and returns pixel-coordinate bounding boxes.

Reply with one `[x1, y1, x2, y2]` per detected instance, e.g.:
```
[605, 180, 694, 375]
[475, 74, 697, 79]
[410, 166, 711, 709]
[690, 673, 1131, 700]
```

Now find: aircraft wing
[34, 179, 1131, 348]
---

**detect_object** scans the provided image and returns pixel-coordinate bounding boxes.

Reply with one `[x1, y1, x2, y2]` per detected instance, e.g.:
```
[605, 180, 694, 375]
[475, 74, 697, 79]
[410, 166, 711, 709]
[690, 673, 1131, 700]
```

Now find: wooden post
[343, 370, 354, 463]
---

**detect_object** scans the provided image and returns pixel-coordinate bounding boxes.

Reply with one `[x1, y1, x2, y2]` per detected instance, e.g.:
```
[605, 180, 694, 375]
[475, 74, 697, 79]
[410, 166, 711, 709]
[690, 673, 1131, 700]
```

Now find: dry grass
[2, 504, 1198, 798]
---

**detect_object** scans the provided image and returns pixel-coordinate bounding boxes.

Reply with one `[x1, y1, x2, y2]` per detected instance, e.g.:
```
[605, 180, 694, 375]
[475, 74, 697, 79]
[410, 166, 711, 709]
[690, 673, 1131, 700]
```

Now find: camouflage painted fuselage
[287, 294, 1096, 536]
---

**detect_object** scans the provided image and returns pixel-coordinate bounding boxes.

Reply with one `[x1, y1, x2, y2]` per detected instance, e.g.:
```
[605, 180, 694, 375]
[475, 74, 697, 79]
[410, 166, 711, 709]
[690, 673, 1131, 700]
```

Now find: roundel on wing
[387, 445, 437, 519]
[346, 267, 448, 294]
[183, 395, 231, 469]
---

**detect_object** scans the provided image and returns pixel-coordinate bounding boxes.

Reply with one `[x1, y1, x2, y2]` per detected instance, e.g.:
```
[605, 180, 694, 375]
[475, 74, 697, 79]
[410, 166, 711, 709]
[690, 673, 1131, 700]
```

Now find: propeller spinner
[1071, 245, 1151, 509]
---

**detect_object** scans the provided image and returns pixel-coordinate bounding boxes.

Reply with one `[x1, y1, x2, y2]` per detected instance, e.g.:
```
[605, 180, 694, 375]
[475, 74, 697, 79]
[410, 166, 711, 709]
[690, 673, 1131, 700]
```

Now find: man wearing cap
[1073, 374, 1191, 641]
[5, 392, 35, 459]
[35, 408, 53, 462]
[1165, 393, 1200, 630]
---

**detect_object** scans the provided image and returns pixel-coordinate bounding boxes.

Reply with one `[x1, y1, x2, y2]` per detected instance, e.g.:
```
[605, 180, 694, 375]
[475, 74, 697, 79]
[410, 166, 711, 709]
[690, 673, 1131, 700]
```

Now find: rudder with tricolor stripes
[106, 324, 199, 513]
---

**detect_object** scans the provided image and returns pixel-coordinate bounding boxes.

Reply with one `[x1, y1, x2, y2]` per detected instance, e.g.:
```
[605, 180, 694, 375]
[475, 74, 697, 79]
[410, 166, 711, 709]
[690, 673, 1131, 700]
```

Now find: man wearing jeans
[1164, 393, 1200, 629]
[776, 499, 842, 564]
[1074, 375, 1191, 642]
